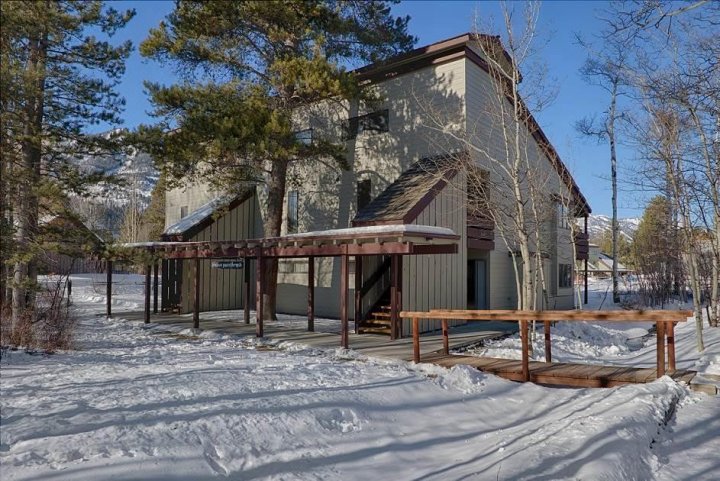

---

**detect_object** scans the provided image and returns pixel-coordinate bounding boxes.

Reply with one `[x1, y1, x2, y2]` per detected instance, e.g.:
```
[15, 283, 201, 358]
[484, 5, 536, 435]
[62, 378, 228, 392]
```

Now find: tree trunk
[608, 84, 620, 304]
[262, 159, 289, 320]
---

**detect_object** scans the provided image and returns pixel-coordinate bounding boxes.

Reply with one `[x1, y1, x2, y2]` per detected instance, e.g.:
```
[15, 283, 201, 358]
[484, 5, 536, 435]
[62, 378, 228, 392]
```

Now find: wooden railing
[400, 309, 691, 382]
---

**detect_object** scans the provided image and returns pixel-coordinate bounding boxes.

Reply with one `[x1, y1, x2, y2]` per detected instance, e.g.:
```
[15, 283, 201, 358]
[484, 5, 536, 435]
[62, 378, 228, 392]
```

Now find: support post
[397, 255, 403, 338]
[667, 321, 676, 372]
[442, 318, 449, 355]
[354, 256, 362, 333]
[308, 256, 315, 332]
[390, 255, 398, 340]
[413, 317, 420, 363]
[106, 260, 112, 318]
[243, 257, 250, 324]
[256, 250, 264, 337]
[340, 253, 349, 349]
[584, 215, 589, 305]
[521, 320, 530, 382]
[153, 262, 159, 314]
[193, 257, 200, 329]
[543, 321, 552, 363]
[144, 264, 151, 324]
[161, 259, 168, 312]
[656, 321, 666, 378]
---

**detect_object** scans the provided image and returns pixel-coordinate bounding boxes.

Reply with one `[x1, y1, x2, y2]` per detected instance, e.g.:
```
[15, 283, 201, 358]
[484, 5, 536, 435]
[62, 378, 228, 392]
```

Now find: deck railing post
[667, 321, 676, 372]
[193, 256, 200, 329]
[353, 256, 361, 333]
[543, 321, 552, 363]
[243, 257, 250, 324]
[390, 255, 398, 340]
[656, 321, 666, 378]
[308, 256, 315, 332]
[144, 264, 151, 324]
[256, 250, 264, 337]
[340, 253, 349, 349]
[153, 262, 159, 314]
[442, 318, 449, 355]
[413, 317, 420, 363]
[521, 320, 530, 382]
[106, 260, 112, 318]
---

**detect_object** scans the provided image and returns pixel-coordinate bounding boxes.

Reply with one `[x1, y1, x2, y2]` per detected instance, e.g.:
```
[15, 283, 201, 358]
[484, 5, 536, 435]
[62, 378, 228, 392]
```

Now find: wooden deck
[421, 353, 698, 388]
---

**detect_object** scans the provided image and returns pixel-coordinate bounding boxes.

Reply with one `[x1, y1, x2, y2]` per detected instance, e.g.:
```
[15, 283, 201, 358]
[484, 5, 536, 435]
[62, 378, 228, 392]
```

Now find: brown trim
[467, 238, 495, 251]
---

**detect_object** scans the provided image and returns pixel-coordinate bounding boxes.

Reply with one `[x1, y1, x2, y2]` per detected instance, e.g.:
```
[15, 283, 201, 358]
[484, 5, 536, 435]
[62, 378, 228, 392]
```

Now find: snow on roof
[163, 196, 229, 236]
[596, 253, 630, 271]
[283, 224, 457, 239]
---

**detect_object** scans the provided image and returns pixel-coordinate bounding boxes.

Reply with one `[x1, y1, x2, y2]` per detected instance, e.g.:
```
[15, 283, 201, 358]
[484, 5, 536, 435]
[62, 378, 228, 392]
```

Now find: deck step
[358, 326, 392, 335]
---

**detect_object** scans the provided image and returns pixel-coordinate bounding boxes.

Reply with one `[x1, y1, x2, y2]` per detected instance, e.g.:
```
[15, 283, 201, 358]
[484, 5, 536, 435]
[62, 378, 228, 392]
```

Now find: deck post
[656, 321, 666, 378]
[308, 256, 315, 332]
[413, 317, 420, 363]
[390, 255, 398, 340]
[243, 257, 250, 324]
[161, 259, 168, 312]
[521, 320, 530, 382]
[193, 256, 200, 329]
[442, 319, 449, 355]
[256, 250, 264, 337]
[340, 253, 349, 349]
[153, 262, 159, 314]
[543, 321, 552, 363]
[353, 256, 361, 333]
[584, 215, 589, 305]
[397, 255, 403, 338]
[106, 260, 112, 318]
[667, 321, 676, 372]
[144, 264, 151, 324]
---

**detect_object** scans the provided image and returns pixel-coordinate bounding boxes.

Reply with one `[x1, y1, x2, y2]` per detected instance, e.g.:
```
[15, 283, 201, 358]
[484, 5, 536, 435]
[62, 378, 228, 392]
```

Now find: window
[180, 206, 188, 219]
[557, 202, 570, 229]
[357, 179, 371, 210]
[293, 128, 313, 146]
[287, 191, 299, 233]
[342, 110, 389, 140]
[559, 263, 572, 288]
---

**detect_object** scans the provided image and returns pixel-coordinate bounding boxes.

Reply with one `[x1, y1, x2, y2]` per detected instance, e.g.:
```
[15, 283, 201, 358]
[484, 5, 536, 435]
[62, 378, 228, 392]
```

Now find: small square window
[287, 191, 299, 234]
[559, 264, 572, 288]
[357, 179, 371, 210]
[342, 110, 389, 140]
[294, 128, 313, 146]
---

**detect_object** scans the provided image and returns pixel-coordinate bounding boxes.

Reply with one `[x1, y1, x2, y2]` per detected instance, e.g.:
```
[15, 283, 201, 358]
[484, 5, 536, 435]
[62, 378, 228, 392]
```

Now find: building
[160, 33, 591, 335]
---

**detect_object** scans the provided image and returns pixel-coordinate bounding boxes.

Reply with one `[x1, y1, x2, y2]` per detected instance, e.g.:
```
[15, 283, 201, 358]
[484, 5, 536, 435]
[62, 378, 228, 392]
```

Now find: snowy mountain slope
[587, 214, 641, 241]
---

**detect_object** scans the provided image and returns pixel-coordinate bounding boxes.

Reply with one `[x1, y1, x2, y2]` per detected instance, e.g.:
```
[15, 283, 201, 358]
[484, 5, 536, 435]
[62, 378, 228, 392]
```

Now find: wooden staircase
[358, 290, 393, 335]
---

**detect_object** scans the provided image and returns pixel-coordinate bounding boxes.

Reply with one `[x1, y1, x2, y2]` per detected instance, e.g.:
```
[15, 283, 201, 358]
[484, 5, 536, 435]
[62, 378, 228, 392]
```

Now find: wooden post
[584, 215, 589, 305]
[193, 257, 200, 329]
[67, 279, 72, 306]
[521, 320, 530, 382]
[442, 318, 449, 355]
[656, 321, 666, 378]
[256, 250, 264, 337]
[161, 259, 168, 312]
[243, 257, 250, 324]
[340, 254, 349, 349]
[106, 260, 112, 318]
[308, 256, 315, 332]
[667, 321, 676, 372]
[390, 255, 398, 340]
[543, 321, 552, 363]
[153, 262, 159, 314]
[354, 256, 362, 333]
[397, 255, 403, 338]
[144, 264, 151, 324]
[413, 317, 420, 363]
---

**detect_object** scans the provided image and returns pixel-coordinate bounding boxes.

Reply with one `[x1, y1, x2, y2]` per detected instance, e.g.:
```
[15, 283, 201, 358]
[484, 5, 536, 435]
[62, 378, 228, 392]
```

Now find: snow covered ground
[1, 275, 718, 480]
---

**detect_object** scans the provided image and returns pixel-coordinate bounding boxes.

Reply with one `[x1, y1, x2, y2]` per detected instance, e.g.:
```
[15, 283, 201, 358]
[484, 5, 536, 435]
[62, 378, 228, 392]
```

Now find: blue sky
[106, 0, 644, 218]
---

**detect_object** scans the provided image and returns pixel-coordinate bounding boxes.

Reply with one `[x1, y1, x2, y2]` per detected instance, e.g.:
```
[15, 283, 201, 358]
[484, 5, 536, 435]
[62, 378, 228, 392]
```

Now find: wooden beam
[193, 257, 200, 329]
[308, 256, 315, 332]
[413, 317, 420, 363]
[153, 262, 159, 314]
[256, 250, 264, 337]
[413, 309, 692, 322]
[521, 320, 530, 382]
[544, 321, 552, 363]
[668, 321, 676, 372]
[397, 255, 403, 338]
[106, 260, 112, 318]
[390, 255, 398, 340]
[354, 255, 362, 333]
[657, 321, 666, 378]
[340, 254, 349, 348]
[244, 257, 250, 324]
[144, 264, 151, 324]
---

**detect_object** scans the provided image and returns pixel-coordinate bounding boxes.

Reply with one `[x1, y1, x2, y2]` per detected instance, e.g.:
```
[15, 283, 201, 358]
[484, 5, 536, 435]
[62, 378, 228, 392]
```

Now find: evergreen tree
[0, 1, 134, 323]
[139, 173, 167, 242]
[137, 0, 415, 319]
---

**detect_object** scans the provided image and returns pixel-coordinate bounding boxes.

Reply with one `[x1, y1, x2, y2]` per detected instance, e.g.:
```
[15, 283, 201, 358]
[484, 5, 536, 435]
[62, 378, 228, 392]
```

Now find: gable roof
[356, 33, 591, 216]
[162, 188, 254, 241]
[352, 155, 458, 227]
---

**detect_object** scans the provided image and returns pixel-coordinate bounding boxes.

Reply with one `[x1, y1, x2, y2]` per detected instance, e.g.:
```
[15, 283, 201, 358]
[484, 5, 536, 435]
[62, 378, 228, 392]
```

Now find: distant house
[586, 244, 633, 278]
[39, 215, 105, 274]
[160, 33, 591, 335]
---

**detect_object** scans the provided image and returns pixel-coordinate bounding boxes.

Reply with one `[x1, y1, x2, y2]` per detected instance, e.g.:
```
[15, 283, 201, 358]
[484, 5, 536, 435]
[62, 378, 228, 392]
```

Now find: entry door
[474, 259, 487, 309]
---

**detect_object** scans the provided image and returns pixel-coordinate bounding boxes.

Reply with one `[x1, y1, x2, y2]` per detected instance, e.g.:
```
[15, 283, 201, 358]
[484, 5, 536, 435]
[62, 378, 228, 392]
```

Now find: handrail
[402, 309, 692, 381]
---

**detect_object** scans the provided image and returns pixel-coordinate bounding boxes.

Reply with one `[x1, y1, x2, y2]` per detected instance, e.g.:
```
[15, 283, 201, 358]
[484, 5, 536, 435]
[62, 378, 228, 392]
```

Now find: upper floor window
[287, 191, 299, 233]
[357, 178, 372, 210]
[342, 109, 389, 140]
[559, 263, 573, 288]
[293, 128, 313, 146]
[180, 206, 188, 219]
[557, 202, 570, 229]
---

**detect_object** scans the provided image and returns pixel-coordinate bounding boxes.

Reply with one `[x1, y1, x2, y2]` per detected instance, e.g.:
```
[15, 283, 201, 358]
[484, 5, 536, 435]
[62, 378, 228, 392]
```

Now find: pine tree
[137, 0, 415, 319]
[0, 1, 134, 324]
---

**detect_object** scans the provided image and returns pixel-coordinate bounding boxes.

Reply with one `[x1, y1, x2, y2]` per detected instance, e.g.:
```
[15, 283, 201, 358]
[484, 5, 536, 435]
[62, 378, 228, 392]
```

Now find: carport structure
[106, 225, 459, 348]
